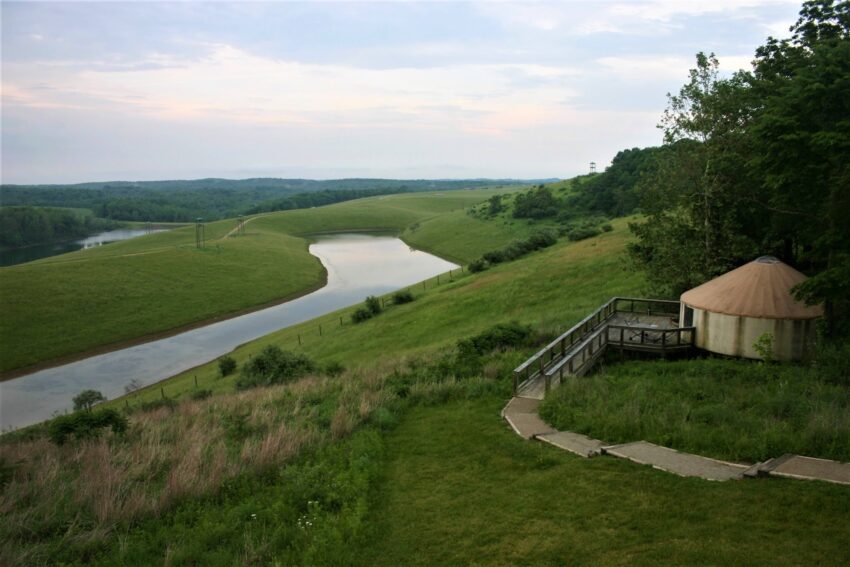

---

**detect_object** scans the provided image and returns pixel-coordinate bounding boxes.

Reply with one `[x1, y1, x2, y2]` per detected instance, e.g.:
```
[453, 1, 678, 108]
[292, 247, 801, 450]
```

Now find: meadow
[2, 212, 849, 565]
[0, 187, 519, 376]
[540, 356, 850, 463]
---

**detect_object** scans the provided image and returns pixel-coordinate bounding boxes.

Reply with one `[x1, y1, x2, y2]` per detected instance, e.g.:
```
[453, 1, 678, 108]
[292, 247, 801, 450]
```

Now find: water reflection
[0, 234, 457, 429]
[0, 228, 169, 267]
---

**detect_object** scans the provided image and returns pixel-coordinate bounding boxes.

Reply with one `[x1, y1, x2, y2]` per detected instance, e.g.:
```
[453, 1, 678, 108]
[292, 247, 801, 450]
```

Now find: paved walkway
[503, 396, 850, 485]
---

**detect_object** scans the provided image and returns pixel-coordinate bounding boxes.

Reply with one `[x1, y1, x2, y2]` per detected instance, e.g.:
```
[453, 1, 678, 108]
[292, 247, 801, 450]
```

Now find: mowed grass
[540, 357, 850, 463]
[0, 227, 323, 374]
[114, 218, 643, 406]
[0, 187, 520, 375]
[359, 396, 850, 566]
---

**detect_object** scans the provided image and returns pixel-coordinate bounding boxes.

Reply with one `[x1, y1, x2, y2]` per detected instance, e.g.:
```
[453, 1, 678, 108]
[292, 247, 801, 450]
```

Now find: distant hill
[0, 177, 555, 222]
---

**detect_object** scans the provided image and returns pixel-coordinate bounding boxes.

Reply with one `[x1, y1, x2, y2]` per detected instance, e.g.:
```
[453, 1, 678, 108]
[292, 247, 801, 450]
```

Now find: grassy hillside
[114, 217, 641, 404]
[0, 187, 520, 376]
[3, 219, 848, 565]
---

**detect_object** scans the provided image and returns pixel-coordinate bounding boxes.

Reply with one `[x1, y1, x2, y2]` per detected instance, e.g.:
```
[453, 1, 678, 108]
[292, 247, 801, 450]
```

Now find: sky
[1, 0, 804, 184]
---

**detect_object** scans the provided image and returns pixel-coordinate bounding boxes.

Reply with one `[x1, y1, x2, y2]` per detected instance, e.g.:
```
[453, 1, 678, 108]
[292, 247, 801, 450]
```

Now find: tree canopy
[628, 0, 850, 335]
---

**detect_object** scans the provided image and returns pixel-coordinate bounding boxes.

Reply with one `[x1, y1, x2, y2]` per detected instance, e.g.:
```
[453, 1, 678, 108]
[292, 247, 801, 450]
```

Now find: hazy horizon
[2, 1, 802, 184]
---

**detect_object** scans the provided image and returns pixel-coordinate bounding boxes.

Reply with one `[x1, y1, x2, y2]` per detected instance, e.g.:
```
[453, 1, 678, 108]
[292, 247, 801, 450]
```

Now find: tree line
[625, 0, 849, 335]
[0, 207, 120, 249]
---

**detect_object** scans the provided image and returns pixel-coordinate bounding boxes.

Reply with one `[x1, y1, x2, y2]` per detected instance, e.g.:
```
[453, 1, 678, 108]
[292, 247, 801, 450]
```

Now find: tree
[748, 0, 850, 334]
[628, 54, 763, 295]
[72, 389, 106, 412]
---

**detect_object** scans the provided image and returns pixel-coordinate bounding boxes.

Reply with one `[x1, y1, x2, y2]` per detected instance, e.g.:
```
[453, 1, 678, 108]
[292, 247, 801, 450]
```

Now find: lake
[0, 228, 170, 267]
[0, 233, 458, 430]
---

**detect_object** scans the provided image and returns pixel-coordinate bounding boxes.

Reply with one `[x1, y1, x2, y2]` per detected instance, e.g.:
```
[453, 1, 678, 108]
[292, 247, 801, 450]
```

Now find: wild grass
[539, 356, 850, 463]
[0, 332, 527, 565]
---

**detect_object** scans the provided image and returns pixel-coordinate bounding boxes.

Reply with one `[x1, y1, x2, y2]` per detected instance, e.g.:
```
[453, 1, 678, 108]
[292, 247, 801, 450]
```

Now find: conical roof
[680, 256, 823, 320]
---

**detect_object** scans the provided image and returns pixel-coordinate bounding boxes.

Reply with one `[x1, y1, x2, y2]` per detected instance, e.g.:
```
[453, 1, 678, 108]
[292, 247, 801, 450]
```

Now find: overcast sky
[2, 0, 803, 184]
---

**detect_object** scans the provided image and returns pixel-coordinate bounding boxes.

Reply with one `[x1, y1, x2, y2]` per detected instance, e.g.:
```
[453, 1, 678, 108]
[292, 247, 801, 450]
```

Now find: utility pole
[589, 161, 597, 174]
[195, 217, 205, 249]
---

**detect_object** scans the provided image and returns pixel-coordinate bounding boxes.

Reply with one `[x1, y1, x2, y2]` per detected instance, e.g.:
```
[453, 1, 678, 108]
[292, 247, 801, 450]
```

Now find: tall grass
[539, 356, 850, 463]
[0, 337, 525, 564]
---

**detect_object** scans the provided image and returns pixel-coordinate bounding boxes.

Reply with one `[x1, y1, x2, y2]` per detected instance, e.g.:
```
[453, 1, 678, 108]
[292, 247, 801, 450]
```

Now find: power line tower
[195, 217, 205, 249]
[236, 215, 245, 236]
[589, 161, 597, 174]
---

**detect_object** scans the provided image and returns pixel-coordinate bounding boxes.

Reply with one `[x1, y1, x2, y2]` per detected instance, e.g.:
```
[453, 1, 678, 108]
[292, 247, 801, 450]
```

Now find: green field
[3, 214, 849, 565]
[114, 217, 642, 405]
[359, 397, 850, 566]
[0, 187, 520, 375]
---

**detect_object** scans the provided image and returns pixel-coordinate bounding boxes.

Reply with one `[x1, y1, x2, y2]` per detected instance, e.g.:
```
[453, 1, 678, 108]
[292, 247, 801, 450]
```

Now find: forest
[0, 178, 536, 223]
[0, 207, 120, 249]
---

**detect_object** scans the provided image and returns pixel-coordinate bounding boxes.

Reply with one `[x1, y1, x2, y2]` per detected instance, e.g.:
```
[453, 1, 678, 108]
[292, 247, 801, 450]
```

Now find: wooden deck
[514, 297, 695, 396]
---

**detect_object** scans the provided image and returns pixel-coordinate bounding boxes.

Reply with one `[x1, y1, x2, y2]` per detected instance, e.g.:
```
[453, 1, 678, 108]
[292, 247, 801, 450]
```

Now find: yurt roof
[680, 256, 823, 320]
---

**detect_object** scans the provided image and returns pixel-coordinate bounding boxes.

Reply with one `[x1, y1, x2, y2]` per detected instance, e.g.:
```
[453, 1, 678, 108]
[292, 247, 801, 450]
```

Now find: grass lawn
[359, 395, 850, 566]
[0, 226, 323, 374]
[539, 357, 850, 463]
[0, 187, 520, 376]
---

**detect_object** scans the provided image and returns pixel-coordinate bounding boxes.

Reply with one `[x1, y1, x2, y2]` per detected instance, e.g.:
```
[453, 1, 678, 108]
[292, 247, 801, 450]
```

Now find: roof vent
[755, 255, 780, 264]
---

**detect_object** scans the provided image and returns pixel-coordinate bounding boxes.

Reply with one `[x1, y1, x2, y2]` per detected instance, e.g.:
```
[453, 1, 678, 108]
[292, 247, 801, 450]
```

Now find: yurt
[679, 256, 822, 361]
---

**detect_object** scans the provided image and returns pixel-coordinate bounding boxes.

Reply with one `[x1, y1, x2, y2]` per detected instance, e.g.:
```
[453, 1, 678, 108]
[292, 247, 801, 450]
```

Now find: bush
[811, 342, 850, 386]
[365, 296, 382, 315]
[323, 361, 346, 377]
[468, 259, 488, 273]
[351, 307, 373, 324]
[218, 355, 237, 377]
[72, 389, 105, 411]
[392, 290, 414, 305]
[483, 250, 506, 264]
[48, 409, 128, 445]
[566, 225, 602, 241]
[601, 223, 614, 232]
[237, 345, 316, 390]
[191, 389, 213, 401]
[139, 397, 177, 412]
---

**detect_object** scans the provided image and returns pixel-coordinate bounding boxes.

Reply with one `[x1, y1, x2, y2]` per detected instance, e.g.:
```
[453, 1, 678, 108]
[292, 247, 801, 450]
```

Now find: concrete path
[502, 396, 850, 486]
[501, 397, 555, 439]
[537, 431, 605, 458]
[602, 441, 748, 481]
[750, 454, 850, 485]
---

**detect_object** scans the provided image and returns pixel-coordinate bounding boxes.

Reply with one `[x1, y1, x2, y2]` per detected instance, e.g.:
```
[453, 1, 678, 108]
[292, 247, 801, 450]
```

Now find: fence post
[298, 334, 302, 346]
[194, 375, 198, 388]
[340, 316, 343, 326]
[319, 324, 323, 336]
[161, 387, 165, 399]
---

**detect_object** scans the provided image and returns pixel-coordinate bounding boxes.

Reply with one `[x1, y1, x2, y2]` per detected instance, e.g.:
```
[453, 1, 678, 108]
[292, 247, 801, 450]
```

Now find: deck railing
[513, 298, 617, 393]
[513, 297, 692, 395]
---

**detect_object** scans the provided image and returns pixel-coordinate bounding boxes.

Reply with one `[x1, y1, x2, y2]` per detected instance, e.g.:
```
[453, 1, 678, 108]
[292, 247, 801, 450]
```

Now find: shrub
[191, 389, 213, 401]
[237, 345, 316, 390]
[601, 223, 614, 232]
[218, 355, 237, 377]
[324, 361, 346, 377]
[468, 259, 488, 273]
[566, 225, 601, 241]
[351, 307, 373, 324]
[48, 409, 128, 445]
[483, 250, 506, 264]
[365, 296, 382, 315]
[72, 389, 105, 412]
[392, 290, 414, 305]
[139, 397, 177, 412]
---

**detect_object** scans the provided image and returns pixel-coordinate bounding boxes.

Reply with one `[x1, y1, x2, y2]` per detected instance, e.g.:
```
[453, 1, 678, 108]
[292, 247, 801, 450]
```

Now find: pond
[0, 228, 170, 267]
[0, 233, 458, 430]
